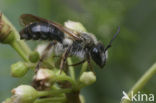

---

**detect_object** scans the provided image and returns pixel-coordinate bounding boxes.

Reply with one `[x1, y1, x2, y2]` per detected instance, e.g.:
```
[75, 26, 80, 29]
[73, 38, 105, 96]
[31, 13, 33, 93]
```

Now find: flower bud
[35, 68, 56, 82]
[33, 69, 58, 89]
[79, 72, 96, 86]
[0, 13, 17, 44]
[64, 20, 87, 32]
[11, 85, 38, 103]
[29, 51, 40, 63]
[11, 61, 29, 77]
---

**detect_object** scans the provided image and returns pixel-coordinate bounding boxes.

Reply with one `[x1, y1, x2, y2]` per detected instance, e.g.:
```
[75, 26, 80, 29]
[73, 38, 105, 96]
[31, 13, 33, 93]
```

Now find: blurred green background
[0, 0, 156, 103]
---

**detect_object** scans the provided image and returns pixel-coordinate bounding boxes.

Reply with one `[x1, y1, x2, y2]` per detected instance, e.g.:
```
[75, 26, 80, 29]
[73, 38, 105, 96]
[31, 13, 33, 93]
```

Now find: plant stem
[34, 97, 66, 103]
[10, 41, 29, 62]
[56, 75, 77, 88]
[1, 13, 31, 62]
[80, 62, 88, 76]
[18, 40, 31, 54]
[38, 89, 71, 97]
[67, 58, 76, 80]
[66, 90, 81, 103]
[121, 63, 156, 103]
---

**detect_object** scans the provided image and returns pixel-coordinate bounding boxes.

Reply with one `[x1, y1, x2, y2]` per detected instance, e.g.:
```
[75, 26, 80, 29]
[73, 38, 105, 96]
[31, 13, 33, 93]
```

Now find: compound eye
[91, 46, 106, 68]
[92, 47, 99, 53]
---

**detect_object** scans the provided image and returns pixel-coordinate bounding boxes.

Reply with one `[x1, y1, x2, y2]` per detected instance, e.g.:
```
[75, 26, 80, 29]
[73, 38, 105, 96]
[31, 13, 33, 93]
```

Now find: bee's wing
[20, 14, 81, 40]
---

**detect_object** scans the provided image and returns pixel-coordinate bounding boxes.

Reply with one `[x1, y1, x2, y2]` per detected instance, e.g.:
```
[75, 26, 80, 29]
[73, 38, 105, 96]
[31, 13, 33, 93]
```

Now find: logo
[121, 91, 155, 102]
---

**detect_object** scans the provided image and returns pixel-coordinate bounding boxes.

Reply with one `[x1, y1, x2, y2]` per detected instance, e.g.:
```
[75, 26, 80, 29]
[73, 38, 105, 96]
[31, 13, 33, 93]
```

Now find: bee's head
[90, 27, 120, 68]
[90, 42, 107, 68]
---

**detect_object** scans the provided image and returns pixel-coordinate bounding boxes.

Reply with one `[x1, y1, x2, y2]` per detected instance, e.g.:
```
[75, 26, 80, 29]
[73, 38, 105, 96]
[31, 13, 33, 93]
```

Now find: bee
[19, 14, 119, 72]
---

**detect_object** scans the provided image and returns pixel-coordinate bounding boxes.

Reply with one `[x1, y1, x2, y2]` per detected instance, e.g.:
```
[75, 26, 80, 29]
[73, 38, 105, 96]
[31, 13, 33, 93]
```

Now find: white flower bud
[11, 85, 38, 103]
[64, 20, 87, 32]
[79, 72, 96, 86]
[34, 68, 56, 81]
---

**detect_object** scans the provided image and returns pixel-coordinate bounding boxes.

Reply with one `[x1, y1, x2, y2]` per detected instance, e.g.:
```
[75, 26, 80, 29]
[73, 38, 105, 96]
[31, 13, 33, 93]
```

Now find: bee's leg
[60, 46, 71, 73]
[35, 42, 55, 73]
[86, 52, 95, 74]
[68, 59, 86, 66]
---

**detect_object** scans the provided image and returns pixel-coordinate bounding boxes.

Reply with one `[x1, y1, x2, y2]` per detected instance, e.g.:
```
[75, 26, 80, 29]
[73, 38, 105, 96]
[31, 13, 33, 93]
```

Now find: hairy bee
[20, 14, 119, 71]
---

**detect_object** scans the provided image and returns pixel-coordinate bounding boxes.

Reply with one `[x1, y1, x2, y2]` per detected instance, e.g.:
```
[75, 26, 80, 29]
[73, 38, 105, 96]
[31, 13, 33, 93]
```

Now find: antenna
[105, 26, 120, 51]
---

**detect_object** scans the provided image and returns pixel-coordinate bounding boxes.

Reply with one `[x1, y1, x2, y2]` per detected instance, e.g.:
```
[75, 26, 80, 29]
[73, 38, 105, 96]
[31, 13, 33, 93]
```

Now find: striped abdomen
[20, 22, 65, 43]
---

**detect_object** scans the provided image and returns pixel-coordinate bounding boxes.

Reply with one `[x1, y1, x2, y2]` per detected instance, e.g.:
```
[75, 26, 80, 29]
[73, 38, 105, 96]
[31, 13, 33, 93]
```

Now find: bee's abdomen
[20, 22, 64, 42]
